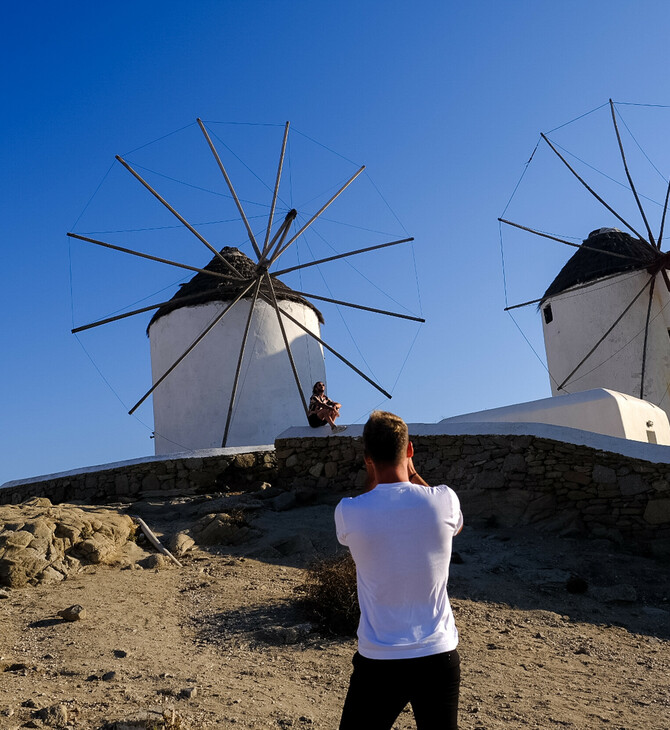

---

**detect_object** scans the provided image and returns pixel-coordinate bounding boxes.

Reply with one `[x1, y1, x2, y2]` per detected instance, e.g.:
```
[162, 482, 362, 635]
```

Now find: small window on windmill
[543, 304, 553, 324]
[647, 430, 657, 444]
[667, 328, 670, 340]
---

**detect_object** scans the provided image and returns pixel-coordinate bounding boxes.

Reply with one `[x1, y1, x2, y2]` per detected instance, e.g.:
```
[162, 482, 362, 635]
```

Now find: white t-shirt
[335, 482, 462, 660]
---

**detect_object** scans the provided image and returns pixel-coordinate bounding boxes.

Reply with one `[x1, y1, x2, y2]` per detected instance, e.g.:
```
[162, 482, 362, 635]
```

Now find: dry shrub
[300, 551, 359, 636]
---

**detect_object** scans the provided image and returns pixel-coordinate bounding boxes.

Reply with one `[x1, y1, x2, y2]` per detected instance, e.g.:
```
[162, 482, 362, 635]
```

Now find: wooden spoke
[222, 277, 263, 447]
[128, 280, 256, 415]
[269, 165, 366, 264]
[541, 133, 649, 245]
[498, 219, 640, 261]
[259, 292, 391, 398]
[273, 237, 414, 277]
[262, 122, 290, 258]
[72, 288, 224, 333]
[197, 119, 262, 260]
[657, 178, 670, 250]
[504, 269, 648, 311]
[115, 154, 244, 279]
[274, 287, 425, 323]
[556, 275, 655, 392]
[67, 233, 243, 282]
[263, 273, 308, 416]
[609, 100, 656, 247]
[267, 210, 297, 263]
[640, 275, 656, 399]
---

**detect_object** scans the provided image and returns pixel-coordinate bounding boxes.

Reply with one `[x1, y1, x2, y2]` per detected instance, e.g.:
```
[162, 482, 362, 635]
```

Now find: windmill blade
[197, 118, 262, 260]
[540, 133, 650, 246]
[639, 275, 657, 399]
[661, 268, 670, 294]
[128, 280, 256, 415]
[609, 99, 657, 247]
[259, 292, 391, 398]
[263, 273, 308, 416]
[498, 219, 641, 261]
[67, 233, 243, 282]
[556, 274, 655, 392]
[262, 121, 290, 259]
[266, 210, 297, 263]
[268, 165, 366, 264]
[115, 154, 244, 280]
[72, 287, 225, 333]
[503, 268, 641, 311]
[222, 277, 263, 447]
[657, 178, 670, 250]
[273, 237, 414, 277]
[276, 287, 425, 323]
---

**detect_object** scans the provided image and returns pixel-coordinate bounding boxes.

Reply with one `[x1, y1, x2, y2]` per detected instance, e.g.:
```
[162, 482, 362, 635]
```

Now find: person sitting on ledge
[307, 381, 346, 433]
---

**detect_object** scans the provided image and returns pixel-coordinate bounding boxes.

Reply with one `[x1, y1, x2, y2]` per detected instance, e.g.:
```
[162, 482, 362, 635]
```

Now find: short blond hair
[362, 411, 408, 465]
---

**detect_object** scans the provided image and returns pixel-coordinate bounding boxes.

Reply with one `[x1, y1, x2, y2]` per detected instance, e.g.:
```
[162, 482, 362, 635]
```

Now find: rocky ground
[0, 489, 669, 729]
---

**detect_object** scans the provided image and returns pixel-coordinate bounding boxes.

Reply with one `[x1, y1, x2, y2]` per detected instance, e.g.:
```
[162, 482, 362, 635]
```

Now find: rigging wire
[298, 224, 381, 385]
[72, 334, 196, 453]
[612, 103, 668, 184]
[500, 140, 539, 219]
[121, 121, 197, 157]
[76, 214, 268, 236]
[291, 126, 362, 167]
[545, 102, 610, 134]
[207, 126, 290, 209]
[548, 137, 664, 208]
[118, 160, 270, 209]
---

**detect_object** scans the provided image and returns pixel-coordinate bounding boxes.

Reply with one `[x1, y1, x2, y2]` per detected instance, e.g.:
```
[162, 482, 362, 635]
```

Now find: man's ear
[407, 441, 414, 458]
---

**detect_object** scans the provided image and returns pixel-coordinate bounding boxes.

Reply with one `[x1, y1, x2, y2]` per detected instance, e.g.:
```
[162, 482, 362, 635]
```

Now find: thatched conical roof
[542, 228, 657, 302]
[148, 247, 324, 332]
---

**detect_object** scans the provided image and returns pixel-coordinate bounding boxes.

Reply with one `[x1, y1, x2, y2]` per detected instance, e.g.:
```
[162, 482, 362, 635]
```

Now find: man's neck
[372, 461, 410, 486]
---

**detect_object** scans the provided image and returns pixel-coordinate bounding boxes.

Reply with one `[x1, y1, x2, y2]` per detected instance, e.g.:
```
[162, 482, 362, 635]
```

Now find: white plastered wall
[148, 299, 326, 454]
[541, 270, 670, 422]
[441, 388, 670, 445]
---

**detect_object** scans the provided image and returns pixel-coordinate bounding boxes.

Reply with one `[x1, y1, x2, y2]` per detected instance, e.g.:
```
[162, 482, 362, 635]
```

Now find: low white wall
[441, 389, 670, 445]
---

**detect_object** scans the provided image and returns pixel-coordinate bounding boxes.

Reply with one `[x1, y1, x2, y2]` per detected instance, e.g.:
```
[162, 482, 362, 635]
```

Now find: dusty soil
[0, 492, 668, 729]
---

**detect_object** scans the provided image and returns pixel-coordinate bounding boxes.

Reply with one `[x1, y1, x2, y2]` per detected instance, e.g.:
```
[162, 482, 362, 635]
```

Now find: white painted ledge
[278, 421, 670, 464]
[0, 444, 274, 490]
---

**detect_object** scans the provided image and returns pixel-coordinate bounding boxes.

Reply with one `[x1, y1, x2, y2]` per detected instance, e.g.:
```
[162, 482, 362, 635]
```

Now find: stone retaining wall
[0, 450, 276, 506]
[4, 428, 670, 555]
[276, 430, 670, 556]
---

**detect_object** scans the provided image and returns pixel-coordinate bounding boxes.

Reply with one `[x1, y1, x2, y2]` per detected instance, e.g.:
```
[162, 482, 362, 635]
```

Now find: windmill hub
[647, 250, 670, 275]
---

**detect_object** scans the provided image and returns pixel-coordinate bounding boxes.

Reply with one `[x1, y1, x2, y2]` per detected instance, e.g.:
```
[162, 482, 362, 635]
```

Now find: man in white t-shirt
[335, 411, 463, 730]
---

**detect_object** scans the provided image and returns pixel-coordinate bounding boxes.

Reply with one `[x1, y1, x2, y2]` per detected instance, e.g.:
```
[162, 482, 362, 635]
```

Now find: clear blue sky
[4, 1, 670, 485]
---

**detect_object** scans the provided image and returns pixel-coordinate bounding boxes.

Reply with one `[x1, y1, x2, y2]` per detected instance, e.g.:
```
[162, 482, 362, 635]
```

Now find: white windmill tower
[539, 227, 670, 420]
[147, 244, 326, 453]
[68, 120, 423, 452]
[500, 100, 670, 427]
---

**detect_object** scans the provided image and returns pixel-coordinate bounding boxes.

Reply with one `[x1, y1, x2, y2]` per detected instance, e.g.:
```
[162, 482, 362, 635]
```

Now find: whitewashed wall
[542, 270, 670, 421]
[441, 388, 670, 445]
[149, 299, 325, 454]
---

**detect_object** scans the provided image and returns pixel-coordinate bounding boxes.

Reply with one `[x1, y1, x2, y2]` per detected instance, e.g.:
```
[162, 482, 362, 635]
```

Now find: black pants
[339, 649, 460, 730]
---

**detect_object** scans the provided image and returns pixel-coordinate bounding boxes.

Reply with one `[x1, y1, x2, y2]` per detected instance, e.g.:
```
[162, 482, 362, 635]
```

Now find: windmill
[68, 120, 424, 451]
[500, 100, 670, 421]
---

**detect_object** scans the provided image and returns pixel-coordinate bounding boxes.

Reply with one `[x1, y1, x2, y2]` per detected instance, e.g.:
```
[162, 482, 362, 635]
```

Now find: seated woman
[307, 381, 346, 433]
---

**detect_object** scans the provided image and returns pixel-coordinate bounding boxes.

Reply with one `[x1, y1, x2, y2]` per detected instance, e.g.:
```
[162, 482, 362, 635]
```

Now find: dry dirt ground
[1, 492, 669, 729]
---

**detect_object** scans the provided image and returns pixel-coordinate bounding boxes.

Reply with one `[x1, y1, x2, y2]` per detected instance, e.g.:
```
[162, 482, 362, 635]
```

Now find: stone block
[472, 471, 505, 490]
[324, 462, 338, 478]
[564, 471, 591, 486]
[618, 474, 647, 496]
[285, 455, 299, 469]
[309, 462, 324, 478]
[233, 453, 256, 469]
[644, 498, 670, 525]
